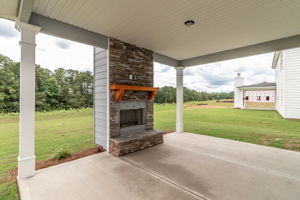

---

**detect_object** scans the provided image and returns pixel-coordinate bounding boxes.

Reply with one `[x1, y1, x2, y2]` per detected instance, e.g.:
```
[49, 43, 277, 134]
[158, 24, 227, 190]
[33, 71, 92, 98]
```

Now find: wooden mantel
[110, 85, 159, 101]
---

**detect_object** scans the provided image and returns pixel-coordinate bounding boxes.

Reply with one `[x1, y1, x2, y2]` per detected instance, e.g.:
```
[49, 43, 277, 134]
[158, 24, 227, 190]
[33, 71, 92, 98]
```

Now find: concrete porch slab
[18, 152, 199, 200]
[19, 132, 300, 200]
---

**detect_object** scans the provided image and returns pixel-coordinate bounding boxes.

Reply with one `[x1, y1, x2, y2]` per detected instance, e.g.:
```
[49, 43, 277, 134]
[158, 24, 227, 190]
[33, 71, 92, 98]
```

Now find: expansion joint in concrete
[120, 157, 208, 200]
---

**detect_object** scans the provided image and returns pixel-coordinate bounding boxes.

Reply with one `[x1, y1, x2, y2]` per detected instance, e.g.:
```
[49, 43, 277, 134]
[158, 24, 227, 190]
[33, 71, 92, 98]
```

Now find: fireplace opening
[120, 109, 144, 128]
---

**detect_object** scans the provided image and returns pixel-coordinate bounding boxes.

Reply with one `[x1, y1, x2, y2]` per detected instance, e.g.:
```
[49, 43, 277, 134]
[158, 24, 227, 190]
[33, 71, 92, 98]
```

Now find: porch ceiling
[32, 0, 300, 60]
[1, 0, 300, 66]
[0, 0, 19, 20]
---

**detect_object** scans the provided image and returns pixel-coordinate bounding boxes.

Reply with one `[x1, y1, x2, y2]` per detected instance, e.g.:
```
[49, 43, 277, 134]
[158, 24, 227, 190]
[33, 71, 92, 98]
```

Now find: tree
[154, 86, 176, 103]
[0, 54, 20, 112]
[0, 54, 95, 113]
[154, 86, 233, 104]
[0, 54, 234, 113]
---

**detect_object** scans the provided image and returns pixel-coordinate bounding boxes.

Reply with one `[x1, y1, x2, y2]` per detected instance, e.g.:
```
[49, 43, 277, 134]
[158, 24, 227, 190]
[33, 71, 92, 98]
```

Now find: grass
[0, 108, 95, 200]
[154, 101, 300, 151]
[1, 102, 300, 199]
[54, 148, 71, 160]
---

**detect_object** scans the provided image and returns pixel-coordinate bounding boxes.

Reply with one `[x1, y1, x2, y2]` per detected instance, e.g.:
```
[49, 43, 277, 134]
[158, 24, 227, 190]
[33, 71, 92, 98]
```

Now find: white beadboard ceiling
[0, 0, 19, 20]
[2, 0, 300, 60]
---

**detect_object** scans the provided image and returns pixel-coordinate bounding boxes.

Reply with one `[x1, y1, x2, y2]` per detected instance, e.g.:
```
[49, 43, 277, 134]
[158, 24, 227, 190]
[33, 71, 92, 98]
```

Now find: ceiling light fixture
[184, 20, 195, 26]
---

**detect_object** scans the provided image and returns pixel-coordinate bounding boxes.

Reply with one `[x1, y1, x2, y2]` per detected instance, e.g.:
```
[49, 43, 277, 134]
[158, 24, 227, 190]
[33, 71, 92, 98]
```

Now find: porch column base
[18, 156, 36, 179]
[176, 123, 184, 133]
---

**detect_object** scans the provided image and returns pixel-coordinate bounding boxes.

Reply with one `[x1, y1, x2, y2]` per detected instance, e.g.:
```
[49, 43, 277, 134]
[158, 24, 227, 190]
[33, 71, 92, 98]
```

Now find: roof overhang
[2, 0, 300, 67]
[180, 35, 300, 67]
[17, 0, 34, 23]
[237, 86, 277, 91]
[271, 51, 282, 69]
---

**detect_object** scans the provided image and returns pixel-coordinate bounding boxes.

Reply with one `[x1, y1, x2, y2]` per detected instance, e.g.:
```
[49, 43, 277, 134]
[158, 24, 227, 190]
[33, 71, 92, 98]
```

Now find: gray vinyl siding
[94, 47, 108, 149]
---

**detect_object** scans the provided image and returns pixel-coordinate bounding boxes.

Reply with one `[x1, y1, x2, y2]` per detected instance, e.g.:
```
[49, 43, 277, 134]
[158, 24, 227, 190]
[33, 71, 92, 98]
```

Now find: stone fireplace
[107, 38, 163, 156]
[119, 101, 146, 134]
[120, 108, 144, 129]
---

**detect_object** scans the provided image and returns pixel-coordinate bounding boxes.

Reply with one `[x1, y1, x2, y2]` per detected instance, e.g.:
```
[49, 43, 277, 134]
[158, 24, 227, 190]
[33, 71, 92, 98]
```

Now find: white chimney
[234, 73, 244, 108]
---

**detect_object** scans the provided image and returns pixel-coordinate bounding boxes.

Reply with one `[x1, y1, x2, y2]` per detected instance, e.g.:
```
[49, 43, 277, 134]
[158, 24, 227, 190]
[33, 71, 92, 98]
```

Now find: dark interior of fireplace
[120, 109, 144, 128]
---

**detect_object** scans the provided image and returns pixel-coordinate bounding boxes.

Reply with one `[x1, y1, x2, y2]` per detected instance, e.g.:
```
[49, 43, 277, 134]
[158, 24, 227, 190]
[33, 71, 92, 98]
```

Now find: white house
[234, 74, 276, 109]
[272, 47, 300, 119]
[240, 83, 276, 102]
[234, 47, 300, 119]
[243, 89, 276, 103]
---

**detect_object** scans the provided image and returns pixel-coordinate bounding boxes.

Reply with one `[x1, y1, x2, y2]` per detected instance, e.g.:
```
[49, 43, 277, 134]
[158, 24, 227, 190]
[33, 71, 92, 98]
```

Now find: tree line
[0, 54, 233, 113]
[154, 86, 233, 104]
[0, 54, 93, 113]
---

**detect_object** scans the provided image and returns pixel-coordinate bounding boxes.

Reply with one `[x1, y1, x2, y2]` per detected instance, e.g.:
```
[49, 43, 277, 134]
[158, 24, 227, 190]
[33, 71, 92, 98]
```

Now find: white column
[16, 22, 40, 179]
[234, 73, 244, 109]
[176, 67, 185, 133]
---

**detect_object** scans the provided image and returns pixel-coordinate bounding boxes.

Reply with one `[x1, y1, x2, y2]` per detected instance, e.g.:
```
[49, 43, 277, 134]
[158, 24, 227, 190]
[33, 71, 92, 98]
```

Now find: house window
[257, 96, 261, 101]
[245, 96, 249, 101]
[266, 96, 270, 101]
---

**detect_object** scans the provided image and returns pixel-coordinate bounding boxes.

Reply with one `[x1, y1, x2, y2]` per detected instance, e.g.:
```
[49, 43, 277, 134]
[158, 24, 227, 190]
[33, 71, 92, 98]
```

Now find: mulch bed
[163, 130, 175, 134]
[3, 146, 104, 183]
[3, 131, 173, 183]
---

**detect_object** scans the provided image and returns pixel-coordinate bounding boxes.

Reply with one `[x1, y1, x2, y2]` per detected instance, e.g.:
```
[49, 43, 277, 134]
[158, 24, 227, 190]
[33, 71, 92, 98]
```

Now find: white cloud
[155, 53, 275, 92]
[0, 19, 18, 38]
[55, 39, 73, 49]
[0, 18, 275, 92]
[0, 18, 93, 72]
[35, 34, 93, 71]
[154, 63, 176, 87]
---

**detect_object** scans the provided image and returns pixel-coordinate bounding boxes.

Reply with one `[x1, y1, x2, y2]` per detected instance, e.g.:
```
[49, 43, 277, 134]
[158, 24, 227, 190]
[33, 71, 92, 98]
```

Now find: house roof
[1, 0, 300, 67]
[238, 82, 276, 90]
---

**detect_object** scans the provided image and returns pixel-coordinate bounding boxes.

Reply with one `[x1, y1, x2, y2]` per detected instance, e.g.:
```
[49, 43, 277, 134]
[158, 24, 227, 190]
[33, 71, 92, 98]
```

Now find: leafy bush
[54, 148, 71, 160]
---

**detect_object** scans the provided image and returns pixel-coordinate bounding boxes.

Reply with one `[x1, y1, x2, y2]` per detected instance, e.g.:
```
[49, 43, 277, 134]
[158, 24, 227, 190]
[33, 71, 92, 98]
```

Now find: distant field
[187, 100, 234, 108]
[1, 101, 300, 199]
[245, 102, 275, 109]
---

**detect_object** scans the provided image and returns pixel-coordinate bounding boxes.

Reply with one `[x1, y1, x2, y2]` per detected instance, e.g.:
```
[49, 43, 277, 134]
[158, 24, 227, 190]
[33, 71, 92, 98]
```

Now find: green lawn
[154, 102, 300, 151]
[0, 109, 95, 200]
[1, 102, 300, 199]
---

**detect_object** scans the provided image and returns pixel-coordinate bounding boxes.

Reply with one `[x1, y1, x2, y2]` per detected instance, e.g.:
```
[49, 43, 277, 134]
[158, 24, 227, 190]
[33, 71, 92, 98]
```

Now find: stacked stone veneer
[108, 38, 163, 156]
[109, 130, 163, 156]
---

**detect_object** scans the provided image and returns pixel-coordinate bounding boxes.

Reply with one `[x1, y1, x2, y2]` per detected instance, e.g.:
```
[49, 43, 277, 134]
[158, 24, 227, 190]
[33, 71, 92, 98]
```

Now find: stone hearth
[109, 130, 163, 156]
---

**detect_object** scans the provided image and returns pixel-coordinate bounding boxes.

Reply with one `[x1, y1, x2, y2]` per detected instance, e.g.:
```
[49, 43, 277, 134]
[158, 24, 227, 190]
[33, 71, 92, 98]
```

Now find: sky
[0, 18, 274, 93]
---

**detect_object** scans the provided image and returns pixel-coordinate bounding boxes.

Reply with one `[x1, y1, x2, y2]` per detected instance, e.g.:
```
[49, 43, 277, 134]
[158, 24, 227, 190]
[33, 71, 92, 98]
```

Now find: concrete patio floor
[19, 132, 300, 200]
